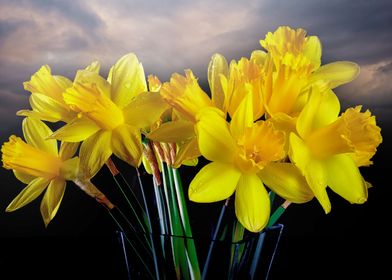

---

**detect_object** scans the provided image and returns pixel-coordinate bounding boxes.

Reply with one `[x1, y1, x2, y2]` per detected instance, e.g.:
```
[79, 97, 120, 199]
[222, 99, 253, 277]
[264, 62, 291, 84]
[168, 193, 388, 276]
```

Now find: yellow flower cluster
[2, 26, 382, 232]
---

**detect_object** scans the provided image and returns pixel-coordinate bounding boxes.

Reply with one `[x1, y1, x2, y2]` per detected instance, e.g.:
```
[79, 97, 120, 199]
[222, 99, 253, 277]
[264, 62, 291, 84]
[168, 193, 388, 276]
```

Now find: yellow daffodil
[147, 70, 214, 168]
[189, 92, 313, 232]
[255, 26, 359, 118]
[289, 88, 382, 213]
[143, 75, 198, 171]
[17, 62, 100, 123]
[160, 69, 214, 122]
[219, 56, 265, 120]
[1, 118, 79, 226]
[49, 54, 168, 179]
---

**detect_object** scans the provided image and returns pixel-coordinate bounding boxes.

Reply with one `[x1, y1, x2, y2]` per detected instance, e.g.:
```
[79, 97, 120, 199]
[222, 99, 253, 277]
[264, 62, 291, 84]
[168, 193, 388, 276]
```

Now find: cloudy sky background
[0, 0, 391, 138]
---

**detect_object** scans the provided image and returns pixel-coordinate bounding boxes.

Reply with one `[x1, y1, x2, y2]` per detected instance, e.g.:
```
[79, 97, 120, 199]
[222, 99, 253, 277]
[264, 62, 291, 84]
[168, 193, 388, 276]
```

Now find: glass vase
[116, 223, 284, 280]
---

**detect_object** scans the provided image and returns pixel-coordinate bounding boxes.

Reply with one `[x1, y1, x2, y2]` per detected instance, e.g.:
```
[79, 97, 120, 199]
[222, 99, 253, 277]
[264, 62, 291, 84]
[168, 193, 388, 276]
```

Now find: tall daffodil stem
[202, 197, 231, 280]
[106, 158, 149, 234]
[136, 167, 161, 280]
[74, 179, 154, 278]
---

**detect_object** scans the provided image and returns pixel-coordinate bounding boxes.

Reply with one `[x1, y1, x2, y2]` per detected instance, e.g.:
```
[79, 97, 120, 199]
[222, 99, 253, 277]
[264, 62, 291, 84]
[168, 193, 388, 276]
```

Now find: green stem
[152, 178, 169, 259]
[111, 174, 150, 236]
[268, 200, 291, 227]
[171, 167, 201, 279]
[165, 164, 190, 279]
[135, 168, 161, 280]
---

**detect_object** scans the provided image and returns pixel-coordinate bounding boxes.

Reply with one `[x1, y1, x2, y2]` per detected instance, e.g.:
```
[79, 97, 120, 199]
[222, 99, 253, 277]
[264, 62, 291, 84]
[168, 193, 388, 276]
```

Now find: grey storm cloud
[0, 0, 391, 133]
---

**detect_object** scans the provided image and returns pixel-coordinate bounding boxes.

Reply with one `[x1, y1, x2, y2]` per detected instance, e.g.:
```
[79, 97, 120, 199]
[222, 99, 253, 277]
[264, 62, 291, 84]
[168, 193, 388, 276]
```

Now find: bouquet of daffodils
[2, 26, 382, 279]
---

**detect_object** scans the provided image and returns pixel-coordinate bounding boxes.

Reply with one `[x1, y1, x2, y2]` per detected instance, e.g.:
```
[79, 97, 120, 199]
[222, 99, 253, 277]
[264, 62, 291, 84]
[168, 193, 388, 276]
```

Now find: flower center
[65, 82, 124, 130]
[235, 121, 286, 173]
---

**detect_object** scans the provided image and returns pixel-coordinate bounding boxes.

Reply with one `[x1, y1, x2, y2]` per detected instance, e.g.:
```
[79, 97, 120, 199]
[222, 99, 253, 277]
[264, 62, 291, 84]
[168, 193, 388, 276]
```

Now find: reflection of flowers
[1, 25, 383, 278]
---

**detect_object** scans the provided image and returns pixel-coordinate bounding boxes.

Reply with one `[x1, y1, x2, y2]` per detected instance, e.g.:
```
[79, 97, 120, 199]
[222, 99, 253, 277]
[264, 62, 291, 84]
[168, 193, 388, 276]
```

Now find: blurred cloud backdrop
[0, 0, 391, 278]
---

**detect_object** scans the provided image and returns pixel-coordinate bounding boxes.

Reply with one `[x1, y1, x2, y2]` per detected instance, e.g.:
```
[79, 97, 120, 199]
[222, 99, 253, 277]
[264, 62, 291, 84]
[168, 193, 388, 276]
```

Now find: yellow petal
[60, 157, 79, 181]
[235, 174, 270, 233]
[195, 108, 237, 163]
[23, 93, 74, 122]
[160, 70, 213, 122]
[289, 133, 330, 211]
[208, 53, 229, 112]
[17, 109, 59, 122]
[311, 61, 360, 89]
[189, 162, 241, 202]
[289, 133, 311, 177]
[59, 142, 80, 160]
[23, 117, 58, 157]
[53, 75, 73, 90]
[111, 124, 142, 167]
[173, 137, 200, 168]
[13, 170, 35, 184]
[79, 130, 112, 179]
[312, 89, 340, 130]
[2, 135, 62, 179]
[6, 177, 50, 212]
[84, 60, 100, 73]
[73, 69, 112, 99]
[109, 53, 147, 108]
[49, 117, 100, 142]
[325, 154, 367, 204]
[123, 92, 169, 128]
[147, 75, 162, 92]
[259, 162, 313, 203]
[267, 113, 297, 152]
[147, 120, 195, 143]
[305, 159, 330, 213]
[250, 50, 268, 66]
[65, 73, 124, 130]
[296, 89, 322, 139]
[142, 155, 153, 175]
[230, 89, 253, 140]
[40, 178, 66, 227]
[182, 158, 198, 167]
[304, 36, 321, 69]
[23, 65, 70, 101]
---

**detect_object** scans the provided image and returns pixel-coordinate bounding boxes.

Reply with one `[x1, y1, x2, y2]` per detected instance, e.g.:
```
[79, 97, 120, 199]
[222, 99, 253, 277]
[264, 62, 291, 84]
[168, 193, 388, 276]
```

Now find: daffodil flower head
[189, 92, 289, 232]
[49, 53, 168, 178]
[1, 117, 79, 226]
[160, 70, 213, 123]
[220, 57, 265, 120]
[260, 26, 321, 69]
[258, 26, 359, 119]
[18, 62, 101, 123]
[306, 106, 382, 166]
[289, 88, 382, 213]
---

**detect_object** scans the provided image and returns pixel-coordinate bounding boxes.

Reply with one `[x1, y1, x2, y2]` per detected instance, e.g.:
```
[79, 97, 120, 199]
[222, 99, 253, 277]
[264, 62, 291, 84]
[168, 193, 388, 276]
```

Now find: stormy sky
[0, 0, 391, 136]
